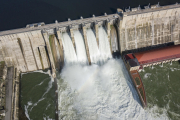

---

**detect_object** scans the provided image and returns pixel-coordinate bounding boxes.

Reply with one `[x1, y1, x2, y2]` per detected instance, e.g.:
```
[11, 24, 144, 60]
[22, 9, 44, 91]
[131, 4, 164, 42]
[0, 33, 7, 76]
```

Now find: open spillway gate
[0, 14, 119, 74]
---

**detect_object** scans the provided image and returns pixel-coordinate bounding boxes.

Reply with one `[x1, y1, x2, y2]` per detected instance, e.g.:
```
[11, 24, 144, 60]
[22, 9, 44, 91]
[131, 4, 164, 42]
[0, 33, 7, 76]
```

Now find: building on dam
[0, 2, 180, 119]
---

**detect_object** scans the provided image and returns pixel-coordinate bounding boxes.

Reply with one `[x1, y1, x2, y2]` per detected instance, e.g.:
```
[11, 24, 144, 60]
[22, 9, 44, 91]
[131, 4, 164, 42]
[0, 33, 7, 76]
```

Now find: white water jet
[58, 26, 168, 120]
[73, 30, 88, 64]
[61, 32, 77, 64]
[86, 28, 101, 64]
[98, 26, 112, 62]
[57, 59, 168, 120]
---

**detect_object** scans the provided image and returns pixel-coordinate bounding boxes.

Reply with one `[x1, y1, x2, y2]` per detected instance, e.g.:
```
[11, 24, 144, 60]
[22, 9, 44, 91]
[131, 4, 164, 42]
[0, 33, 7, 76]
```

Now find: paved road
[5, 67, 14, 120]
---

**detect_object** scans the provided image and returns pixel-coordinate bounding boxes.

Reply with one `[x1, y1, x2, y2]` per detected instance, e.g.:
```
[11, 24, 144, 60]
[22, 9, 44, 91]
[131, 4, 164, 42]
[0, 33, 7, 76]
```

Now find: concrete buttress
[54, 36, 61, 69]
[107, 22, 112, 53]
[82, 26, 91, 65]
[95, 24, 99, 47]
[42, 32, 56, 78]
[119, 20, 123, 54]
[70, 29, 77, 53]
[39, 46, 49, 69]
[56, 30, 64, 68]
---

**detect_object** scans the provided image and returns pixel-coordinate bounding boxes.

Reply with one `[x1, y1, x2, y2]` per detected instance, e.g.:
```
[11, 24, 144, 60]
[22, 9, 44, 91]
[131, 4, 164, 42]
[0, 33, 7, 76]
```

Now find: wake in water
[57, 59, 168, 120]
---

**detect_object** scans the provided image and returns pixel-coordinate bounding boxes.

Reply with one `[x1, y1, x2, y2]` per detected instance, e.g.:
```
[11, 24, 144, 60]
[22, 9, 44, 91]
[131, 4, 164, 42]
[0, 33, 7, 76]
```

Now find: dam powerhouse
[0, 2, 180, 120]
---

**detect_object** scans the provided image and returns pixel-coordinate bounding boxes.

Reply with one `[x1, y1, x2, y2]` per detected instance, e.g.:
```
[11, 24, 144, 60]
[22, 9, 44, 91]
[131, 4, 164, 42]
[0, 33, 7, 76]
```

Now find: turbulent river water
[139, 61, 180, 120]
[57, 59, 170, 120]
[20, 59, 180, 120]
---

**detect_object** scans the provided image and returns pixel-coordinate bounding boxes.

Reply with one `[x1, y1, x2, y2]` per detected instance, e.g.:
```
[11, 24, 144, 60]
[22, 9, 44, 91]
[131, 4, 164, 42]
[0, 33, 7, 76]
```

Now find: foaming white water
[57, 59, 168, 120]
[86, 28, 101, 64]
[98, 26, 112, 61]
[73, 30, 88, 64]
[62, 32, 77, 64]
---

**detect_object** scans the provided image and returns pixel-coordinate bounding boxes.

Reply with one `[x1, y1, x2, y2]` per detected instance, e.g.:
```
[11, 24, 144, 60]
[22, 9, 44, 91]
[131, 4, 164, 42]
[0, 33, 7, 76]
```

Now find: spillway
[57, 26, 168, 120]
[98, 26, 112, 62]
[57, 59, 168, 120]
[86, 28, 101, 64]
[73, 30, 88, 65]
[61, 32, 77, 64]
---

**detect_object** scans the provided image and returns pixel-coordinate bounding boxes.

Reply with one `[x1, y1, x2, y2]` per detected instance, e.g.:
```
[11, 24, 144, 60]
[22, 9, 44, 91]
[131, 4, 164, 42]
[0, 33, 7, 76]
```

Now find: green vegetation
[20, 72, 55, 120]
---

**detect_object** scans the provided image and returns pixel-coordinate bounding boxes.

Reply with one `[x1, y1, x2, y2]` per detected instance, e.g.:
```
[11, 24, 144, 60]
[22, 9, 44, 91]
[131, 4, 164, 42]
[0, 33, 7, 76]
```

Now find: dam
[0, 13, 119, 75]
[0, 3, 180, 120]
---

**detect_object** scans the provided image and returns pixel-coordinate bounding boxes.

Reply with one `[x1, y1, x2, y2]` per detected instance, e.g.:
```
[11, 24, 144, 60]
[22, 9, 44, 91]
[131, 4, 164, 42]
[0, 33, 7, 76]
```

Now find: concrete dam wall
[119, 4, 180, 53]
[0, 31, 49, 72]
[0, 14, 119, 73]
[1, 3, 180, 73]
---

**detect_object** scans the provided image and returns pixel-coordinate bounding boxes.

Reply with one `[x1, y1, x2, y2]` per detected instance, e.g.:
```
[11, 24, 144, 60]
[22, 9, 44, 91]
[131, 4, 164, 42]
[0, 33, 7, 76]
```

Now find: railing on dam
[0, 14, 119, 36]
[124, 3, 180, 16]
[0, 14, 119, 74]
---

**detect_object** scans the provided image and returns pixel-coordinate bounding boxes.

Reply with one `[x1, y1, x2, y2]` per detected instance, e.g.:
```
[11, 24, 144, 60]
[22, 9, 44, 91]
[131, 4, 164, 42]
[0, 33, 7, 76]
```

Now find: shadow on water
[0, 0, 179, 31]
[117, 57, 143, 106]
[112, 52, 120, 58]
[109, 8, 117, 13]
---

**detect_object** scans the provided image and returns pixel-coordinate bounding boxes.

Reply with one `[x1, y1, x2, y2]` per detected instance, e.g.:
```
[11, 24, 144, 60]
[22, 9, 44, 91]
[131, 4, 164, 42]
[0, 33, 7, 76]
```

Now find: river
[0, 0, 178, 31]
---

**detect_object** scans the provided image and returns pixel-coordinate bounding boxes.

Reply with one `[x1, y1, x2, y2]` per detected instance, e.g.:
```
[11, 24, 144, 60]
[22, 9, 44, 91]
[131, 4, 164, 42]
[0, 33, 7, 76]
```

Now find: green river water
[19, 61, 180, 120]
[20, 71, 55, 120]
[139, 61, 180, 120]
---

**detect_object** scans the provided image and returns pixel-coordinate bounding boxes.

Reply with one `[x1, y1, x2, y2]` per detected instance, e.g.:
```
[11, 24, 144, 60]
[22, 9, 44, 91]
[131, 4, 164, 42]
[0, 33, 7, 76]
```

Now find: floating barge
[123, 54, 147, 108]
[134, 44, 180, 68]
[123, 44, 180, 108]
